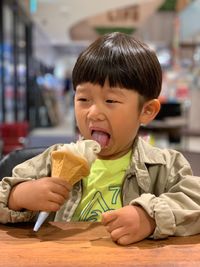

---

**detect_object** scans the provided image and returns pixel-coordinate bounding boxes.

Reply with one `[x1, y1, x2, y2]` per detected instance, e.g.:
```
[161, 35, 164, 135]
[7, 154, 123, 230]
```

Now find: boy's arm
[130, 153, 200, 239]
[0, 144, 61, 224]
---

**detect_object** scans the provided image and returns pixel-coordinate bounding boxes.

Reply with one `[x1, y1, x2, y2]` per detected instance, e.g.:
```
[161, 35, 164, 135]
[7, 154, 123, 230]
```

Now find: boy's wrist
[134, 205, 156, 236]
[8, 184, 24, 211]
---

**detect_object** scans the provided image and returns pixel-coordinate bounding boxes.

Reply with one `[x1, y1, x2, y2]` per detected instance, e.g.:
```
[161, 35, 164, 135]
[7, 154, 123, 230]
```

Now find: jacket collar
[128, 136, 166, 192]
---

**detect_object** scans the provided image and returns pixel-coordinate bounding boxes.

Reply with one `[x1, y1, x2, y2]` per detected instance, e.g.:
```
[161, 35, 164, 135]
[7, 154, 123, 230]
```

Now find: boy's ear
[139, 99, 161, 125]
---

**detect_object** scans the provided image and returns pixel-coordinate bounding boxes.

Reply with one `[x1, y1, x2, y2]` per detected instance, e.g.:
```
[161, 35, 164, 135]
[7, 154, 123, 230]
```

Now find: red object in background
[0, 121, 29, 155]
[176, 85, 189, 101]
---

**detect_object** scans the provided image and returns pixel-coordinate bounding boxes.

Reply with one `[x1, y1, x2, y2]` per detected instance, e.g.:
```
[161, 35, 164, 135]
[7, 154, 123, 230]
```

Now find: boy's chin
[96, 147, 118, 160]
[97, 147, 109, 156]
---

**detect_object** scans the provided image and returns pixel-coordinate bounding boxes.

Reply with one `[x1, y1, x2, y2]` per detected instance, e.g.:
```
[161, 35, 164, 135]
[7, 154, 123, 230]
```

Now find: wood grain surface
[1, 222, 200, 267]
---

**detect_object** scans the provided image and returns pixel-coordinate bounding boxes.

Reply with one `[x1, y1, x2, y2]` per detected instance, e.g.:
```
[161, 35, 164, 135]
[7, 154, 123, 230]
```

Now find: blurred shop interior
[1, 0, 200, 173]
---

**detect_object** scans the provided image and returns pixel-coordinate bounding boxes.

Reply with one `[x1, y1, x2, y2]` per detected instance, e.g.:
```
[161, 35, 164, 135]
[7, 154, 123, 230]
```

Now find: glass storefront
[16, 12, 27, 122]
[0, 0, 32, 123]
[3, 4, 15, 122]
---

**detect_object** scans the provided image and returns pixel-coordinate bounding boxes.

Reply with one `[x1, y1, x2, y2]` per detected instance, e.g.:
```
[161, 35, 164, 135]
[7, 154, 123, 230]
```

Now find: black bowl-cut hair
[72, 32, 162, 101]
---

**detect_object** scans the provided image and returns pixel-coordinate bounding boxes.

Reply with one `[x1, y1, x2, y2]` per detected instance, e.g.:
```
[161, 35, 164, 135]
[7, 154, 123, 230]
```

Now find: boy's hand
[8, 177, 72, 212]
[101, 205, 156, 245]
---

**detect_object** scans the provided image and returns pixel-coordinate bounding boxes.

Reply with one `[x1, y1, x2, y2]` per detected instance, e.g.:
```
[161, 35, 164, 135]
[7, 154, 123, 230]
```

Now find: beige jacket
[0, 137, 200, 239]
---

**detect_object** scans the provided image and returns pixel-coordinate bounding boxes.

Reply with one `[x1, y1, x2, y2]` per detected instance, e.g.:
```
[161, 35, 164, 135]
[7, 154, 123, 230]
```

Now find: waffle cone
[51, 150, 90, 185]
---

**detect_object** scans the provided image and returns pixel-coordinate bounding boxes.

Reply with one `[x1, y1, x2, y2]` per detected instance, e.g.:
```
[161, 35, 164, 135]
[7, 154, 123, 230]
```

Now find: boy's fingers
[101, 210, 118, 225]
[51, 177, 72, 190]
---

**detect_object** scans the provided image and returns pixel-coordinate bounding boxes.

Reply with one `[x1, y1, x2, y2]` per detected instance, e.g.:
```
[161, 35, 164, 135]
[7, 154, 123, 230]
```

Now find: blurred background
[1, 0, 200, 159]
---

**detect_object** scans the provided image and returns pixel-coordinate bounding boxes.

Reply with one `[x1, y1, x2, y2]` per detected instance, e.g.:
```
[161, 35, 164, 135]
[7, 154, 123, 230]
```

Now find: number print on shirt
[79, 186, 121, 222]
[109, 186, 121, 204]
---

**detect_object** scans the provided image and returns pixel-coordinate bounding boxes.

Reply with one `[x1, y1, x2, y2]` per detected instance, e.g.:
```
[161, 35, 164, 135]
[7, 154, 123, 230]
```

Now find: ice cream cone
[51, 150, 90, 185]
[33, 140, 101, 232]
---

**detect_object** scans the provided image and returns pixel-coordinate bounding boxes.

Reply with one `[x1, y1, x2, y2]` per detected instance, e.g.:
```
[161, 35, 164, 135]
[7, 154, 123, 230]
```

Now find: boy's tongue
[91, 131, 109, 148]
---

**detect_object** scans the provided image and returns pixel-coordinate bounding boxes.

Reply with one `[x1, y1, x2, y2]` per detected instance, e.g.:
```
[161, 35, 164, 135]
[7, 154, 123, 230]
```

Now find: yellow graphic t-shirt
[72, 150, 131, 222]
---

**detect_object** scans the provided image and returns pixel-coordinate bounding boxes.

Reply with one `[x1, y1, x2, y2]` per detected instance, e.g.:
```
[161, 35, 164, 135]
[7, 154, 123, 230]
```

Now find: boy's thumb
[101, 210, 117, 225]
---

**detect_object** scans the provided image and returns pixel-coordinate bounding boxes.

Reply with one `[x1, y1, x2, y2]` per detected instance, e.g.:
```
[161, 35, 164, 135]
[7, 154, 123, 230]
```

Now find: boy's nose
[87, 104, 105, 121]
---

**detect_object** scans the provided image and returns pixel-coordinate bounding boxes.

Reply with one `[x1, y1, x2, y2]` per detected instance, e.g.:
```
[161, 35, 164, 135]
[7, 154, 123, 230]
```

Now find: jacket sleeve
[0, 144, 61, 223]
[130, 150, 200, 239]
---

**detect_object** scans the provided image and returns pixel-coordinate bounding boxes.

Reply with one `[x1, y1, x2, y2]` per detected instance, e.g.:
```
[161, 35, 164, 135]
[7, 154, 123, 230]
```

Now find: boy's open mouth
[91, 130, 110, 148]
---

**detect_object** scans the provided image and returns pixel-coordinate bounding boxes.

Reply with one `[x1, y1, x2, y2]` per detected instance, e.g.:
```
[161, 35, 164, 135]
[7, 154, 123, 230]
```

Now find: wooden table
[1, 221, 200, 267]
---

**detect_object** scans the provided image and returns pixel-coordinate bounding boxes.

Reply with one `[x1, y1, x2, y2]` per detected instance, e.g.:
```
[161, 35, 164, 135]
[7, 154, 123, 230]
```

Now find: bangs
[72, 49, 141, 91]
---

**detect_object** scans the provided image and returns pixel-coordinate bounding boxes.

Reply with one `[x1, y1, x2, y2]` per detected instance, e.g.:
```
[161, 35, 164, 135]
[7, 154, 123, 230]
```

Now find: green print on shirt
[109, 186, 121, 204]
[79, 186, 121, 222]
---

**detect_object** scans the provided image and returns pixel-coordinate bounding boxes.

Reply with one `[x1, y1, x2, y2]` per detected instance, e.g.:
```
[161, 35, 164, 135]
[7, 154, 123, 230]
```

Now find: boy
[0, 32, 200, 246]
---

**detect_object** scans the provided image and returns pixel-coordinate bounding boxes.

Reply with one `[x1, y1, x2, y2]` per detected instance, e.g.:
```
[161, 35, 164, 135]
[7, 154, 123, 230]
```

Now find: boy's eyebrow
[109, 87, 127, 97]
[76, 84, 128, 98]
[76, 85, 88, 93]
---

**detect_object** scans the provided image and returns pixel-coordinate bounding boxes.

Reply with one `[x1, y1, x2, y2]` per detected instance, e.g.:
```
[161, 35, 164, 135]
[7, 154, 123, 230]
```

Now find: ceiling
[179, 0, 200, 42]
[20, 0, 164, 45]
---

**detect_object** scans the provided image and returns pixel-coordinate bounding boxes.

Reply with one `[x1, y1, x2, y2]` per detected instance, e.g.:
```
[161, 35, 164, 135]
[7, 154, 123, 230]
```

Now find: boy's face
[74, 82, 147, 159]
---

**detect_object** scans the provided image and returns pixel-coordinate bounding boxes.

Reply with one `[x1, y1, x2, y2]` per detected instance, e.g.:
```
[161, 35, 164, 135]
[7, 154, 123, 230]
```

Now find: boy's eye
[106, 99, 118, 103]
[77, 98, 87, 102]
